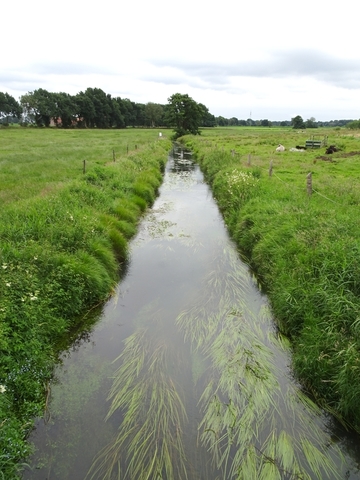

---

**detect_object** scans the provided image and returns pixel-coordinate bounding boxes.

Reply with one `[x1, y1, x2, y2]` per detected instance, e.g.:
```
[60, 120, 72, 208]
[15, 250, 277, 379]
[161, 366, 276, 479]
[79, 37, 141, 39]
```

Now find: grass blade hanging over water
[87, 327, 189, 480]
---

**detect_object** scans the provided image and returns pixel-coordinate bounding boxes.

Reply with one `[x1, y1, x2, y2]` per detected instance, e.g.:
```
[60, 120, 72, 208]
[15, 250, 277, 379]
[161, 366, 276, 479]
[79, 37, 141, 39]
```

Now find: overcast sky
[2, 0, 359, 121]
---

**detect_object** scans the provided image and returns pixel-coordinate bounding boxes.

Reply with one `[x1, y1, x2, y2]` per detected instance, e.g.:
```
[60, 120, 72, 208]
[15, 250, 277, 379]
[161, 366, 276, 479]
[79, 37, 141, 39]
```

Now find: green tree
[291, 115, 306, 129]
[202, 112, 216, 127]
[198, 103, 216, 127]
[305, 117, 317, 128]
[86, 88, 111, 128]
[20, 89, 57, 127]
[119, 98, 137, 127]
[145, 102, 163, 127]
[0, 92, 22, 122]
[216, 116, 228, 126]
[53, 92, 77, 128]
[347, 119, 360, 129]
[75, 91, 96, 127]
[134, 103, 146, 127]
[110, 98, 125, 128]
[260, 119, 271, 127]
[166, 93, 205, 138]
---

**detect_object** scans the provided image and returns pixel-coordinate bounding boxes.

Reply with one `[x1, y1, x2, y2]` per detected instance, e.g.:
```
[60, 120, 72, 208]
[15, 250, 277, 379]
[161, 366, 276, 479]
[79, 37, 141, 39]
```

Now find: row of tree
[0, 89, 357, 132]
[19, 88, 166, 128]
[0, 88, 216, 132]
[215, 115, 353, 129]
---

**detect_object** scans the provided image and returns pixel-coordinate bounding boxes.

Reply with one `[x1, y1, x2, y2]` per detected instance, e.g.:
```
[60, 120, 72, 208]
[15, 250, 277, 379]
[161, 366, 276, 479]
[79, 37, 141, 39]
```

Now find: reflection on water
[23, 147, 360, 479]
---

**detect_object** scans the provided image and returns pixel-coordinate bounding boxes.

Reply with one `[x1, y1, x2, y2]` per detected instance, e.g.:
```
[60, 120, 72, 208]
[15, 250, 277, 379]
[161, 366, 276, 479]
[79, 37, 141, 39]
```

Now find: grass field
[0, 126, 171, 478]
[2, 124, 360, 476]
[182, 126, 360, 432]
[0, 127, 169, 204]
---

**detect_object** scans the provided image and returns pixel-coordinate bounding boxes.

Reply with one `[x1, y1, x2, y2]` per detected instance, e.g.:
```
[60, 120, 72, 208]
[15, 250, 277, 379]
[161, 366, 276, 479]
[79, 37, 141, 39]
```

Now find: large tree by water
[166, 93, 205, 138]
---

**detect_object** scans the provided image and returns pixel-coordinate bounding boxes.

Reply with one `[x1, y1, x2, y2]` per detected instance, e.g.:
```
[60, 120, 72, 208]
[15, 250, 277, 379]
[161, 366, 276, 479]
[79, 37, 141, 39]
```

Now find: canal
[23, 147, 360, 479]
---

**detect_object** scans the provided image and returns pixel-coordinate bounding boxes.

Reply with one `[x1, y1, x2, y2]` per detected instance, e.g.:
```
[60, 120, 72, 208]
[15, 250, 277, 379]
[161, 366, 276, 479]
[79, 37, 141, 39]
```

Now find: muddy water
[24, 148, 360, 479]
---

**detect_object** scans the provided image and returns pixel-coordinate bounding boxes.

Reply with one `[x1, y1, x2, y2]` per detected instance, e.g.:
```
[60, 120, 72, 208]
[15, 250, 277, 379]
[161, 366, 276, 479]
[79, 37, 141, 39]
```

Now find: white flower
[0, 385, 6, 393]
[5, 282, 11, 287]
[2, 264, 7, 269]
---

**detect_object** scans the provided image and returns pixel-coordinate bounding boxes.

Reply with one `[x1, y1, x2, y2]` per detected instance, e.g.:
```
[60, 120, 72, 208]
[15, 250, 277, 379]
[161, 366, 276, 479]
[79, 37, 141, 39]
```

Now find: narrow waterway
[24, 147, 360, 479]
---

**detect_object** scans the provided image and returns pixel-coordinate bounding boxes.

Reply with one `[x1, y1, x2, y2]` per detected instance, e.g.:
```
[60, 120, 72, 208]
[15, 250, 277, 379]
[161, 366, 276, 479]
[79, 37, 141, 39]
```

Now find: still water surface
[24, 148, 360, 479]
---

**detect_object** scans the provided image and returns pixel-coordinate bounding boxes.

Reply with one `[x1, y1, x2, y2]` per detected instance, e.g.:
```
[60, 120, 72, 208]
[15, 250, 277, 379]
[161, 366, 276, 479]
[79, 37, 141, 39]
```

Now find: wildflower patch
[213, 168, 260, 211]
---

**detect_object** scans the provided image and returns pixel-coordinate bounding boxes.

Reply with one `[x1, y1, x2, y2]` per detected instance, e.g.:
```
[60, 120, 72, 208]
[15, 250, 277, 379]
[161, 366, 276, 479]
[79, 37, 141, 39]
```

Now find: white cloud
[2, 0, 360, 121]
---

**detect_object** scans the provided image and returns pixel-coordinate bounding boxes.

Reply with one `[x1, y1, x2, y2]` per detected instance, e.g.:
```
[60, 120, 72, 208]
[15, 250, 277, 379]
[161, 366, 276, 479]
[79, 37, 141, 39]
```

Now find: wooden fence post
[307, 172, 312, 196]
[127, 144, 129, 154]
[247, 154, 251, 166]
[83, 159, 86, 174]
[113, 150, 116, 162]
[269, 160, 273, 176]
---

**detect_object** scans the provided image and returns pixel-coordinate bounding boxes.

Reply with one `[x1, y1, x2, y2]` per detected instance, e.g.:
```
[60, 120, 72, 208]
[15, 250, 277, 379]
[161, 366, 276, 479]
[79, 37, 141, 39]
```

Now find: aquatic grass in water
[91, 229, 343, 479]
[87, 327, 189, 480]
[176, 243, 342, 479]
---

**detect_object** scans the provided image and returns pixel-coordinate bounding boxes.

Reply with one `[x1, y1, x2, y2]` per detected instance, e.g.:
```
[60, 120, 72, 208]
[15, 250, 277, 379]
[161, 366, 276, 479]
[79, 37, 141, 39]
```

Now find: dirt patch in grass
[316, 150, 360, 162]
[338, 150, 360, 157]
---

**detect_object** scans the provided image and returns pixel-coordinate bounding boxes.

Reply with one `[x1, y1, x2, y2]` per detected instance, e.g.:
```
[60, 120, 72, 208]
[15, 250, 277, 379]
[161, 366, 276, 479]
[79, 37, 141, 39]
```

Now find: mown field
[0, 127, 171, 478]
[182, 126, 360, 433]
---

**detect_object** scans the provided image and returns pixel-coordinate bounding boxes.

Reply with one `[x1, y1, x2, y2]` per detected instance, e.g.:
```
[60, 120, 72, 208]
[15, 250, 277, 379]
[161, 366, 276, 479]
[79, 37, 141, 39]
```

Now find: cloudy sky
[2, 0, 359, 121]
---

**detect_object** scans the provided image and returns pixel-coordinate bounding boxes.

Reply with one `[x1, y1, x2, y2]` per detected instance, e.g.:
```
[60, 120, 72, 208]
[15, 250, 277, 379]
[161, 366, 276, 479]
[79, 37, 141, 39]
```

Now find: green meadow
[2, 124, 360, 477]
[182, 126, 360, 432]
[0, 126, 171, 478]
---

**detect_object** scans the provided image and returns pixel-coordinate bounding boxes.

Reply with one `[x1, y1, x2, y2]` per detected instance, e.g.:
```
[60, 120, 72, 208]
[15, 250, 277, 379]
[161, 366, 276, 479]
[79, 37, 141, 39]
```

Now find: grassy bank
[0, 127, 171, 478]
[182, 126, 360, 431]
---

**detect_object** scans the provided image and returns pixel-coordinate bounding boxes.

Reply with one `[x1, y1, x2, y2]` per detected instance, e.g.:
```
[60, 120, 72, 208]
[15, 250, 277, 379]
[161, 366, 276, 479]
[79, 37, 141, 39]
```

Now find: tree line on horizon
[0, 89, 215, 130]
[0, 89, 356, 130]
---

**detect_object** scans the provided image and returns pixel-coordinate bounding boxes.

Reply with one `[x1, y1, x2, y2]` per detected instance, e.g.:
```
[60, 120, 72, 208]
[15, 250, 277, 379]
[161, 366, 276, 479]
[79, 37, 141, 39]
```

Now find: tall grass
[0, 127, 171, 478]
[183, 127, 360, 431]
